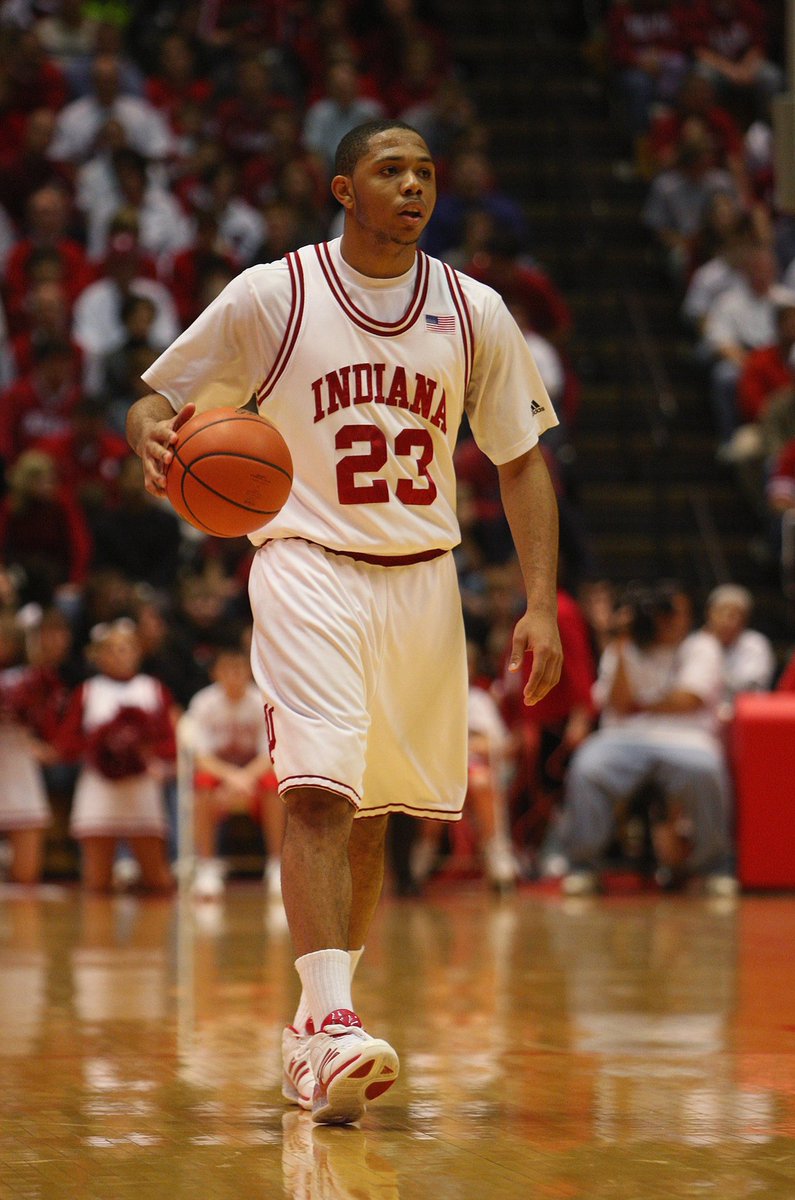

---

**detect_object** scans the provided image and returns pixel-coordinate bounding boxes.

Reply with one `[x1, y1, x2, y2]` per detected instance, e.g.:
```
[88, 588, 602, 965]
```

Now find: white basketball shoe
[309, 1009, 399, 1125]
[282, 1021, 315, 1109]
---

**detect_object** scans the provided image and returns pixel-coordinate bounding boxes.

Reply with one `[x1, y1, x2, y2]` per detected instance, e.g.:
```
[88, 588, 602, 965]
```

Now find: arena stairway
[436, 0, 793, 650]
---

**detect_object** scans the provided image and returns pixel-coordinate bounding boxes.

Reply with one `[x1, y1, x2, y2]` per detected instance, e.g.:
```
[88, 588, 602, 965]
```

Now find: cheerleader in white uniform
[57, 619, 176, 893]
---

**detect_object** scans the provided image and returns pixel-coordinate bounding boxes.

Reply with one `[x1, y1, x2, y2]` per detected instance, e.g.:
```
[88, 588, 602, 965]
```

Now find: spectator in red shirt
[166, 210, 236, 327]
[0, 448, 92, 605]
[498, 584, 597, 866]
[463, 231, 572, 349]
[647, 71, 747, 188]
[738, 296, 795, 424]
[606, 0, 690, 140]
[4, 26, 67, 119]
[144, 31, 213, 134]
[33, 395, 131, 517]
[0, 107, 71, 228]
[688, 0, 784, 120]
[10, 279, 83, 379]
[3, 184, 93, 332]
[212, 53, 293, 167]
[0, 338, 83, 468]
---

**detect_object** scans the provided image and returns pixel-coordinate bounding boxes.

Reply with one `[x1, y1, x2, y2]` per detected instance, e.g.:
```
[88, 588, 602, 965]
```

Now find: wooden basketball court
[2, 880, 795, 1198]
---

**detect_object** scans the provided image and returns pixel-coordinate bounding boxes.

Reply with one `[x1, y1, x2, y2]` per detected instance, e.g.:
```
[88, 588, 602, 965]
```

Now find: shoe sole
[312, 1041, 399, 1125]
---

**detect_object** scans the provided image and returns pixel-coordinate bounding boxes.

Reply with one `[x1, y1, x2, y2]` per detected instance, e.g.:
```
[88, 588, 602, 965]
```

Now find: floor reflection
[1, 884, 794, 1199]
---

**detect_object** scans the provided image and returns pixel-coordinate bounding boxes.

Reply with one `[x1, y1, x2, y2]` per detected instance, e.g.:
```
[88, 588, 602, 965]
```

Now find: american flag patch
[425, 314, 456, 333]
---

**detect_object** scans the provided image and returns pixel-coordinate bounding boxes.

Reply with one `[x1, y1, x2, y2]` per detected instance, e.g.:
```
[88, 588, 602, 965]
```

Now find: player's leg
[347, 813, 389, 950]
[7, 827, 45, 885]
[80, 837, 117, 893]
[281, 786, 354, 955]
[260, 777, 285, 897]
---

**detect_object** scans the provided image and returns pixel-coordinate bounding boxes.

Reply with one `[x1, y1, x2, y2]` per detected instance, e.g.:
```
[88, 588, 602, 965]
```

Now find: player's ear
[331, 174, 354, 209]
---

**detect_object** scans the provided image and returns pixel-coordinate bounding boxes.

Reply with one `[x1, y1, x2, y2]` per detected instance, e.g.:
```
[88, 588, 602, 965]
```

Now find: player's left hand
[508, 609, 563, 706]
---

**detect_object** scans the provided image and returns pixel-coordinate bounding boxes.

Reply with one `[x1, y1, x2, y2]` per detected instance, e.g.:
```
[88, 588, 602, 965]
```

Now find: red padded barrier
[733, 693, 795, 888]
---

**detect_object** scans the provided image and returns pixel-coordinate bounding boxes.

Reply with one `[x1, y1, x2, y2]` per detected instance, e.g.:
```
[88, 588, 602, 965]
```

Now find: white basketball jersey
[143, 238, 557, 556]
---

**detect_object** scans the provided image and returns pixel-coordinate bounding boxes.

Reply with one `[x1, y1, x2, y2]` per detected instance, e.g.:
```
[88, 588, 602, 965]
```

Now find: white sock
[295, 949, 352, 1031]
[292, 946, 364, 1033]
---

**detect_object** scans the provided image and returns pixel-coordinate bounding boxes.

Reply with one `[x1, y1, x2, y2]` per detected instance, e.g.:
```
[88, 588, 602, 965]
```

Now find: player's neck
[338, 231, 417, 280]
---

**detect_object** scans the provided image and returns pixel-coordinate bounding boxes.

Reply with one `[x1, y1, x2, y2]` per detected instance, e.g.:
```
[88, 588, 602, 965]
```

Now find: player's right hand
[142, 403, 196, 497]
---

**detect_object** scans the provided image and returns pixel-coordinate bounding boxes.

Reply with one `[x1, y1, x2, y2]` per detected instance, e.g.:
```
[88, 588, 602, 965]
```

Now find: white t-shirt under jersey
[143, 238, 557, 557]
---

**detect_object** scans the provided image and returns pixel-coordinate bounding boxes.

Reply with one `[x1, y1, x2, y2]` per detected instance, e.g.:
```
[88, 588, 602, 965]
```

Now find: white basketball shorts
[248, 538, 468, 820]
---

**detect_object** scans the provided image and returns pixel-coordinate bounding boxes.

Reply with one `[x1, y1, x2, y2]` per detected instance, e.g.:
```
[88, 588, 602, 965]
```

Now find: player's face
[344, 130, 436, 250]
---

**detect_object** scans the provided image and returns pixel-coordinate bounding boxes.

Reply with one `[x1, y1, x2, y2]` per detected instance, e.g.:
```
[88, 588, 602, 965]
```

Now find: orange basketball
[165, 407, 293, 538]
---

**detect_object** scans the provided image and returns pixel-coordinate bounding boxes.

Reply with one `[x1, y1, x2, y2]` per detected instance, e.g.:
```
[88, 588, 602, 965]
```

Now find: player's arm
[497, 444, 563, 706]
[126, 392, 196, 498]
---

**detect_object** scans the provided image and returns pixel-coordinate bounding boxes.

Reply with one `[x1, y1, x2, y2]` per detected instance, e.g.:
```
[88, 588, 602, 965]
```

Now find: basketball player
[127, 120, 563, 1124]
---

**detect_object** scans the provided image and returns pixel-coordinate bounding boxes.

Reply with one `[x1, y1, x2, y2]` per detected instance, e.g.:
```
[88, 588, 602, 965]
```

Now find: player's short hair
[334, 120, 423, 177]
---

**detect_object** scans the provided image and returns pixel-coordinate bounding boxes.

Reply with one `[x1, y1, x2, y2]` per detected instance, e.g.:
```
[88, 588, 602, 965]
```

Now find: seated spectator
[4, 25, 67, 119]
[702, 245, 784, 446]
[143, 30, 213, 134]
[0, 448, 92, 606]
[186, 158, 266, 269]
[703, 583, 775, 710]
[400, 76, 478, 170]
[185, 640, 283, 899]
[302, 58, 385, 180]
[688, 0, 784, 122]
[0, 337, 82, 467]
[290, 0, 368, 105]
[32, 394, 131, 518]
[238, 109, 314, 207]
[462, 231, 573, 349]
[9, 279, 82, 379]
[55, 618, 175, 894]
[89, 454, 183, 593]
[357, 0, 451, 107]
[81, 146, 192, 267]
[681, 198, 756, 334]
[0, 107, 70, 228]
[34, 0, 98, 73]
[171, 571, 244, 694]
[3, 184, 93, 331]
[99, 292, 165, 434]
[422, 147, 530, 261]
[271, 157, 329, 246]
[48, 53, 174, 166]
[738, 291, 795, 425]
[641, 132, 739, 282]
[647, 71, 746, 187]
[61, 18, 146, 101]
[212, 52, 293, 166]
[380, 34, 440, 117]
[133, 591, 211, 710]
[71, 222, 180, 392]
[606, 0, 690, 146]
[558, 580, 738, 897]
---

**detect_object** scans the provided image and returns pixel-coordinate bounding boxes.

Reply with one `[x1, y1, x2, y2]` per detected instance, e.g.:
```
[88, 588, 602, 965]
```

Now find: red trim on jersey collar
[314, 241, 430, 337]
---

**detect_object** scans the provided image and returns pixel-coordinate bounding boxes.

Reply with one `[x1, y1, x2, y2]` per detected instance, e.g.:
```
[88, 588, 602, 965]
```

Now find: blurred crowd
[597, 0, 795, 570]
[1, 0, 795, 899]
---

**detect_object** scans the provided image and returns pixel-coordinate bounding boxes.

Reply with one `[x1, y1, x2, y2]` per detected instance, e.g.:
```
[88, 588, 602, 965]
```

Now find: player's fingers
[171, 403, 196, 436]
[523, 647, 563, 706]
